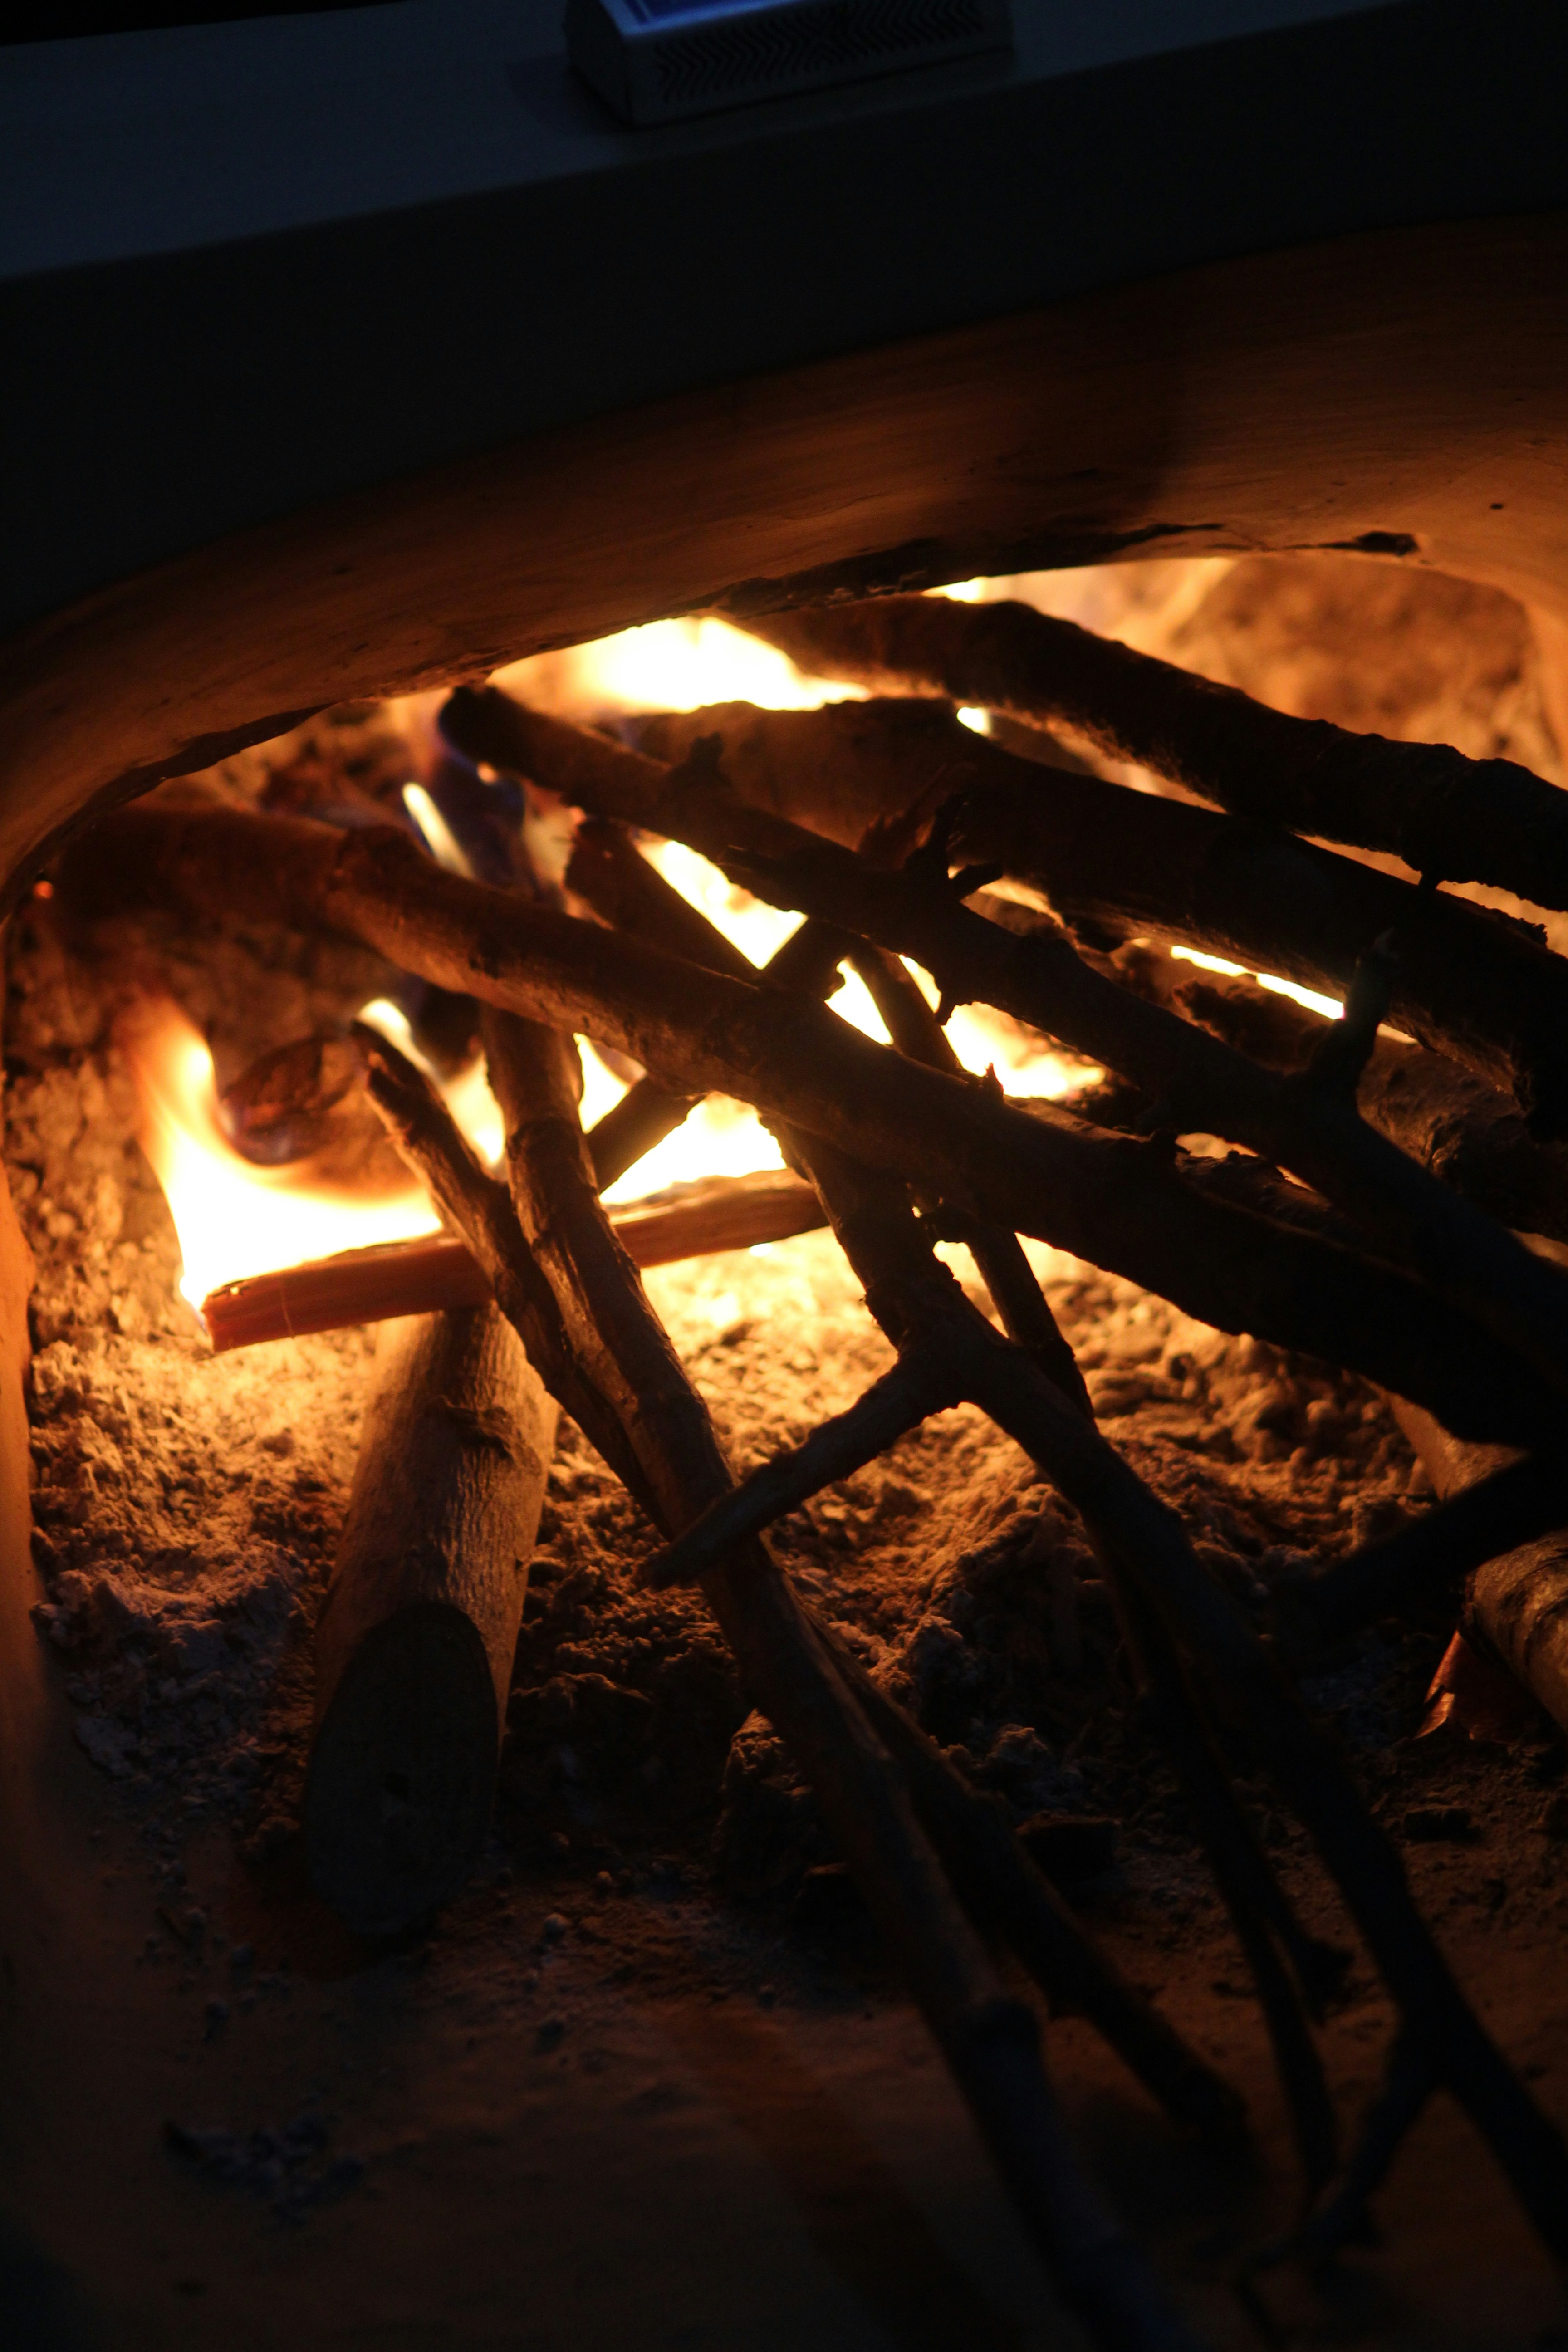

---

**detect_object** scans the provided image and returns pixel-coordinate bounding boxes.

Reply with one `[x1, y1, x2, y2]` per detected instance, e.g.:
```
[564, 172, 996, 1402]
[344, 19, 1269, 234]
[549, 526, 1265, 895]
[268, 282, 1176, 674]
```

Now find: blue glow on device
[565, 0, 1015, 127]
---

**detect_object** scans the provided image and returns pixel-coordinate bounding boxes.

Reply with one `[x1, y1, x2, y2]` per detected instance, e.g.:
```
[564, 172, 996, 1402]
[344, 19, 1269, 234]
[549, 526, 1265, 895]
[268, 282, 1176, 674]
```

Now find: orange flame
[123, 611, 1113, 1317]
[120, 998, 441, 1315]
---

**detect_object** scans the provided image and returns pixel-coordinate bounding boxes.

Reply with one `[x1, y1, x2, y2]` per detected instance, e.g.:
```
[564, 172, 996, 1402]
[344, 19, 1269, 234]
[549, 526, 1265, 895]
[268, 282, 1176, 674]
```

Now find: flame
[120, 997, 441, 1314]
[124, 603, 1107, 1318]
[1169, 944, 1344, 1024]
[491, 614, 864, 724]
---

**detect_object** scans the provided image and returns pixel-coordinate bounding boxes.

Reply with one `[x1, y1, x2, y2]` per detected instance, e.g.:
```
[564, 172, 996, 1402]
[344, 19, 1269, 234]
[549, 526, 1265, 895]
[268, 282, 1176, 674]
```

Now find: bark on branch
[436, 698, 1568, 1427]
[501, 688, 1568, 1137]
[66, 804, 1563, 1450]
[472, 1008, 1205, 2349]
[739, 593, 1568, 912]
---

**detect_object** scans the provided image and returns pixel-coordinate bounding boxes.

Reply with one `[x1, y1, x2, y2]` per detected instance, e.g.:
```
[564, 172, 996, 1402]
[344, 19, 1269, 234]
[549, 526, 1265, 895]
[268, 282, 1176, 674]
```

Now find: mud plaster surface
[9, 556, 1568, 2349]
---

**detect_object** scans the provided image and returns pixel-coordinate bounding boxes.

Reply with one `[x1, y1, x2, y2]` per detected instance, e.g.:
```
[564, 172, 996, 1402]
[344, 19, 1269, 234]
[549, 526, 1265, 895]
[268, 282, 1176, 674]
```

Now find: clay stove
[7, 5, 1568, 2349]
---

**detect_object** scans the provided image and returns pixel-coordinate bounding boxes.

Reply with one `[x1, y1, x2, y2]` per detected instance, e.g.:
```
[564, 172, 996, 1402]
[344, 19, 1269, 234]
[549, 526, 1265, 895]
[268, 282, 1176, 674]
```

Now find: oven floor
[4, 1747, 1565, 2352]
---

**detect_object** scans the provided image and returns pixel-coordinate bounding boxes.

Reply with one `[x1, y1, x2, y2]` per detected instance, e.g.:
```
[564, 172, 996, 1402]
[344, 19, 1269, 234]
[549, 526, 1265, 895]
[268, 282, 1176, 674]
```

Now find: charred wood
[1176, 970, 1568, 1247]
[1387, 1403, 1568, 1742]
[650, 1147, 1568, 2265]
[431, 706, 1568, 1428]
[371, 992, 1241, 2154]
[570, 814, 1092, 1415]
[199, 1171, 828, 1352]
[1277, 1455, 1568, 1653]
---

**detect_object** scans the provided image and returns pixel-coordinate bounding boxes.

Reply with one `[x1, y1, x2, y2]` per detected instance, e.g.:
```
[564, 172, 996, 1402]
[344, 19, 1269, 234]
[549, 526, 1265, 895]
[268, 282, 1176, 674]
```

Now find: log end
[304, 1600, 500, 1938]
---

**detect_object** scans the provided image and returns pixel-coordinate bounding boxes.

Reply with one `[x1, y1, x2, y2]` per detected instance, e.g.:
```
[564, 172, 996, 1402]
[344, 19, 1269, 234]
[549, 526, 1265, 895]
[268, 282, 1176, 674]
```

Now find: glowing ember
[120, 997, 441, 1314]
[1169, 943, 1344, 1023]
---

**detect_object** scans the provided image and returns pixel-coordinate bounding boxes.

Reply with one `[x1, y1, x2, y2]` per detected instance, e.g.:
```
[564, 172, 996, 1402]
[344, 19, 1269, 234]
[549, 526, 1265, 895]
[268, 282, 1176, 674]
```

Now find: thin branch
[200, 1172, 827, 1350]
[780, 1151, 1568, 2266]
[845, 937, 1093, 1416]
[69, 801, 1564, 1450]
[478, 1004, 1204, 2352]
[498, 725, 1568, 1424]
[652, 1148, 1343, 2198]
[567, 818, 1244, 2151]
[1237, 2034, 1436, 2326]
[640, 1345, 957, 1589]
[1172, 966, 1568, 1249]
[507, 686, 1568, 1136]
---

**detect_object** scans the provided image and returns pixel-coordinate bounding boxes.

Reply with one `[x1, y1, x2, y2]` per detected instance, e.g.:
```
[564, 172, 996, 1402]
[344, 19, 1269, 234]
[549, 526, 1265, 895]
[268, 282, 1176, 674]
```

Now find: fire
[1169, 943, 1343, 1023]
[490, 614, 864, 722]
[122, 599, 1128, 1321]
[120, 997, 441, 1314]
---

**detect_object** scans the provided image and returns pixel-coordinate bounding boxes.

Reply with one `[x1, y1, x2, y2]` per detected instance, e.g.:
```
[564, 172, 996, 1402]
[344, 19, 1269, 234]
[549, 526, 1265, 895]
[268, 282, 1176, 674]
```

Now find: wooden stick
[1175, 967, 1568, 1247]
[652, 1140, 1343, 2195]
[353, 1023, 1238, 2161]
[736, 594, 1568, 911]
[1278, 1455, 1568, 1652]
[570, 813, 1095, 1416]
[752, 1145, 1568, 2267]
[69, 802, 1563, 1450]
[811, 1634, 1245, 2146]
[199, 1171, 828, 1351]
[304, 1303, 557, 1936]
[568, 813, 850, 1192]
[472, 1006, 1204, 2351]
[509, 687, 1568, 1137]
[1386, 1402, 1568, 1741]
[571, 823, 1244, 2148]
[843, 937, 1095, 1417]
[435, 701, 1568, 1432]
[470, 713, 1568, 1425]
[1238, 2035, 1436, 2317]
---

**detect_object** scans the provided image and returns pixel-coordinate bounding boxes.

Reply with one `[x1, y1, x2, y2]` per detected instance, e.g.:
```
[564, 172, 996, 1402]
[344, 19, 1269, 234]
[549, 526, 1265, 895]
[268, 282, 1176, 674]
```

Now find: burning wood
[304, 1303, 557, 1936]
[63, 804, 1563, 1448]
[490, 686, 1568, 1134]
[199, 1170, 828, 1350]
[37, 562, 1568, 2332]
[740, 592, 1568, 910]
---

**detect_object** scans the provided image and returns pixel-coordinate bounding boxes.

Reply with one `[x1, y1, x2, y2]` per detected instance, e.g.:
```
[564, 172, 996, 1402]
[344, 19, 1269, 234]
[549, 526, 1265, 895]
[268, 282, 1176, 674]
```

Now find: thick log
[582, 693, 1568, 1136]
[66, 802, 1565, 1451]
[304, 1304, 557, 1937]
[740, 594, 1568, 910]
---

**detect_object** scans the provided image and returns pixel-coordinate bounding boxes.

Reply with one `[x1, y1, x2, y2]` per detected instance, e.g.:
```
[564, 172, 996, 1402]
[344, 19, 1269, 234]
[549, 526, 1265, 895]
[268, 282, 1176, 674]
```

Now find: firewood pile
[20, 558, 1568, 2344]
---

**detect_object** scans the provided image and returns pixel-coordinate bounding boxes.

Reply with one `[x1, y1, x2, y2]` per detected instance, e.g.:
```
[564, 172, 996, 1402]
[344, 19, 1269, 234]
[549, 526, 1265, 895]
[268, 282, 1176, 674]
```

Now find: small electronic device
[564, 0, 1015, 128]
